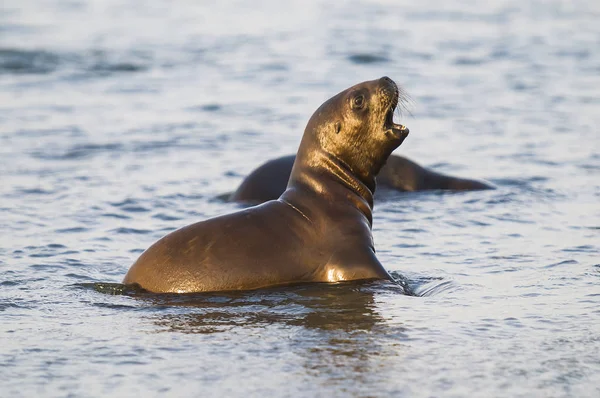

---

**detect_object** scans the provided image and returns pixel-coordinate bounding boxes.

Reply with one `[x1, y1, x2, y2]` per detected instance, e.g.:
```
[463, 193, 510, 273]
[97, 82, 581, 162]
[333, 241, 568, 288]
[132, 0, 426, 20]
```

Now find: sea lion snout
[379, 76, 396, 87]
[378, 76, 399, 106]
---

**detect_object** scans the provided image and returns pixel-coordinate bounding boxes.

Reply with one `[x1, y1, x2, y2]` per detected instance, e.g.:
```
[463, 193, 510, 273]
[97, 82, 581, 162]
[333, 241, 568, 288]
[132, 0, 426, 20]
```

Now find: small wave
[23, 244, 76, 259]
[55, 227, 89, 233]
[555, 49, 590, 60]
[88, 62, 146, 74]
[543, 259, 578, 269]
[31, 143, 124, 161]
[191, 104, 222, 112]
[0, 280, 22, 287]
[60, 143, 124, 160]
[0, 47, 151, 77]
[28, 253, 56, 258]
[14, 188, 55, 195]
[490, 176, 549, 187]
[29, 263, 66, 270]
[131, 139, 180, 152]
[488, 213, 535, 224]
[562, 245, 597, 254]
[388, 271, 416, 296]
[454, 57, 485, 65]
[393, 243, 426, 249]
[74, 282, 144, 296]
[152, 213, 182, 221]
[413, 279, 457, 297]
[102, 213, 132, 220]
[110, 198, 138, 207]
[110, 227, 152, 235]
[579, 163, 600, 171]
[397, 274, 458, 297]
[119, 206, 150, 213]
[30, 131, 193, 161]
[64, 273, 94, 280]
[260, 62, 288, 71]
[0, 48, 60, 74]
[347, 53, 389, 65]
[80, 278, 414, 301]
[401, 228, 427, 234]
[160, 193, 205, 201]
[91, 302, 138, 310]
[0, 301, 35, 311]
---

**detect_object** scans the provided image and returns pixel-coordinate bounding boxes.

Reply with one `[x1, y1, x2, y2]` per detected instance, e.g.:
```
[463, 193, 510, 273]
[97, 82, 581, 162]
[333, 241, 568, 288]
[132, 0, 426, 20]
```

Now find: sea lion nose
[379, 76, 397, 91]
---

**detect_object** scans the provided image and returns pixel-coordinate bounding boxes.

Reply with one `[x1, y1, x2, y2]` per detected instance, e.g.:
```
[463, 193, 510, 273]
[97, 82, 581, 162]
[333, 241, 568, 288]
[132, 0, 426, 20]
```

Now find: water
[1, 0, 599, 396]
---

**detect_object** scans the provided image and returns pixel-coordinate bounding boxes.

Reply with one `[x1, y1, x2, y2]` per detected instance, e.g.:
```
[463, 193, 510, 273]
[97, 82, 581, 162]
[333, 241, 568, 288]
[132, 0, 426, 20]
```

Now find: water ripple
[347, 53, 389, 64]
[0, 47, 150, 77]
[110, 228, 152, 235]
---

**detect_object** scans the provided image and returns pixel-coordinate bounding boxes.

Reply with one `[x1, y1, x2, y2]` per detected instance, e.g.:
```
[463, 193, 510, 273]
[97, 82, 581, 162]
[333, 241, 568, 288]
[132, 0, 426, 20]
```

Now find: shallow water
[1, 0, 599, 396]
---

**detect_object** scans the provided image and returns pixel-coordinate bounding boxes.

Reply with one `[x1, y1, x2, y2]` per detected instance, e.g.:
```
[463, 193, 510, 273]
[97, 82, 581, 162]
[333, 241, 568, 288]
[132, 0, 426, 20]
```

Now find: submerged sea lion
[230, 155, 492, 204]
[123, 77, 409, 293]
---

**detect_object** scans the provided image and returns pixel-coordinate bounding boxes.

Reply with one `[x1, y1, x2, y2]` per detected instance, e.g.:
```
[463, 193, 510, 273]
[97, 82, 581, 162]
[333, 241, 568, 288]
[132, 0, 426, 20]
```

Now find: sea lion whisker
[395, 85, 414, 118]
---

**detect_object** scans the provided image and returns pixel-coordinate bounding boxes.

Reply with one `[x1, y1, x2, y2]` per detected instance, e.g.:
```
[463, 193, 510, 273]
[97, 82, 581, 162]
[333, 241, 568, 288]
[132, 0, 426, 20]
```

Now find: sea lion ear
[334, 122, 341, 134]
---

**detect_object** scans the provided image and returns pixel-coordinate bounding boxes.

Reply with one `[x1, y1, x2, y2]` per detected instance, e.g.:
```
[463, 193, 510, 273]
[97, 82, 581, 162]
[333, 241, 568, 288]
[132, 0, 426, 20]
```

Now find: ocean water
[1, 0, 599, 396]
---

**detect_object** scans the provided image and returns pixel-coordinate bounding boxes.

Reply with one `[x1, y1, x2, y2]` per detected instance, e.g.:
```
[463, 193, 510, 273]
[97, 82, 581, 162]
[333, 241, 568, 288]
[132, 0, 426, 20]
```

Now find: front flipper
[324, 248, 392, 283]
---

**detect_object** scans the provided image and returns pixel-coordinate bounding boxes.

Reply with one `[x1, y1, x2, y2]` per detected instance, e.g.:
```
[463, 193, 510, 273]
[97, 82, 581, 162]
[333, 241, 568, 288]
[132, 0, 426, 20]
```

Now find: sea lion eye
[352, 95, 365, 109]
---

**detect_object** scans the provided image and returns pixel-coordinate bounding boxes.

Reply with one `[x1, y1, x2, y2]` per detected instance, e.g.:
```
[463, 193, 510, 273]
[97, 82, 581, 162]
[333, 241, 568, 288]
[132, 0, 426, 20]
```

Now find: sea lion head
[300, 77, 409, 188]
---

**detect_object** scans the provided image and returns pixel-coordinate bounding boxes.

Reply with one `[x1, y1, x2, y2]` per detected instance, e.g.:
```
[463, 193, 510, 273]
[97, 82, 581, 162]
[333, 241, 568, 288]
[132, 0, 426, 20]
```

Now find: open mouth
[383, 97, 409, 139]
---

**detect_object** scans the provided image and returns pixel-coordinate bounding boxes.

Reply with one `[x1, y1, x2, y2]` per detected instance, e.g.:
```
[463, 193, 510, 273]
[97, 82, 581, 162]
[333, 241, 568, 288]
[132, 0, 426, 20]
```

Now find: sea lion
[123, 77, 409, 293]
[230, 154, 492, 203]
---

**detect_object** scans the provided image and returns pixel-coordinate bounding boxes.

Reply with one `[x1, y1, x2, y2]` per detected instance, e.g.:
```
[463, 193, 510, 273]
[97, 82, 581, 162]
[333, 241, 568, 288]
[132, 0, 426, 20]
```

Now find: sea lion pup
[230, 155, 492, 204]
[123, 77, 409, 293]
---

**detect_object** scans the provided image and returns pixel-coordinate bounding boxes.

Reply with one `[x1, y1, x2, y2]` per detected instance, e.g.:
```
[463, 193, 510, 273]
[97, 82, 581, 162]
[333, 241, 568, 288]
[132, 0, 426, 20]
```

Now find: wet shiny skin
[123, 78, 403, 292]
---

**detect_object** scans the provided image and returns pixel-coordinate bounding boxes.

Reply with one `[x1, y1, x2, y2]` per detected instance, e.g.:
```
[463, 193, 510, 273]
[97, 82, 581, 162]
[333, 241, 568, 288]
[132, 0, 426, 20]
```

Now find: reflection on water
[149, 284, 388, 333]
[156, 285, 404, 387]
[86, 281, 410, 384]
[89, 281, 406, 334]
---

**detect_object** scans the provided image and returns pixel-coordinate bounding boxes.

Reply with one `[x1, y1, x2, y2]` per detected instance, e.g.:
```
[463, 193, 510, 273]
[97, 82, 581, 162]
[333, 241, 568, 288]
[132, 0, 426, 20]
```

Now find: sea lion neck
[283, 148, 374, 226]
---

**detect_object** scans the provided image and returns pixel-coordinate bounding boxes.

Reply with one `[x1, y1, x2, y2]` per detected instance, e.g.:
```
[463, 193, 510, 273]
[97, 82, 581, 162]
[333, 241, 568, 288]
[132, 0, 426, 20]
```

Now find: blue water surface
[1, 0, 599, 396]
